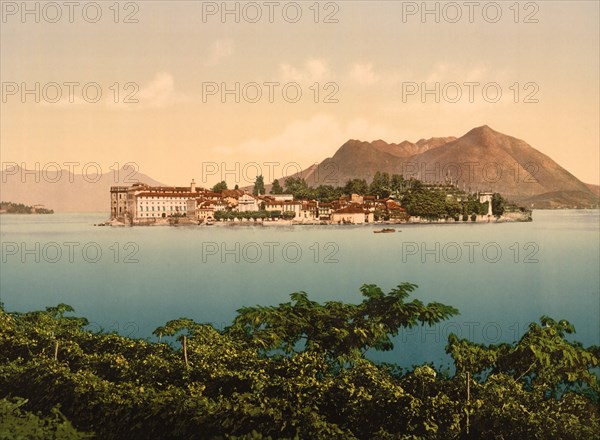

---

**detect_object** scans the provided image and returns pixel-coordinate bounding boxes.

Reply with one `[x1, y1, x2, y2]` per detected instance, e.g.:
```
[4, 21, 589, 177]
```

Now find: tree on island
[284, 177, 311, 199]
[369, 171, 391, 198]
[270, 179, 284, 194]
[212, 181, 228, 193]
[253, 175, 265, 196]
[343, 178, 369, 196]
[492, 192, 506, 216]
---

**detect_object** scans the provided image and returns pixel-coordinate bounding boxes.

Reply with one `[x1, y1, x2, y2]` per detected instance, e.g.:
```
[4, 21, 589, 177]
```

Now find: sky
[1, 0, 599, 188]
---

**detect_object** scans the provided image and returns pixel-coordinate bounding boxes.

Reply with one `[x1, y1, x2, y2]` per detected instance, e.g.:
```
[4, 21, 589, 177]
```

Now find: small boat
[374, 228, 396, 234]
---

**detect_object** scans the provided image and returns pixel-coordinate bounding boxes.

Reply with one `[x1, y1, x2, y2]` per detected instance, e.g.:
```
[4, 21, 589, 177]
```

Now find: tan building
[331, 206, 374, 224]
[237, 193, 259, 212]
[263, 200, 303, 218]
[110, 186, 129, 218]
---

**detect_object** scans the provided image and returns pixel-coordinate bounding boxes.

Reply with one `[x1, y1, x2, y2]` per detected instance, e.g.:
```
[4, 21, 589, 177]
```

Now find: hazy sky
[2, 1, 599, 187]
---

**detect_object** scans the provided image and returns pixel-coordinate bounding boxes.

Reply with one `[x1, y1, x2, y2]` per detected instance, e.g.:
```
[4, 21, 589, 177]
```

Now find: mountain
[0, 165, 165, 213]
[4, 127, 597, 211]
[587, 183, 600, 197]
[278, 126, 598, 209]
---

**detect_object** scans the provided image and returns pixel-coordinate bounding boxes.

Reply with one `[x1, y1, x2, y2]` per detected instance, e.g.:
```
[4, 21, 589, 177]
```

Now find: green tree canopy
[270, 178, 284, 194]
[343, 178, 369, 196]
[227, 283, 458, 362]
[369, 171, 391, 198]
[253, 175, 265, 196]
[211, 181, 228, 193]
[0, 290, 597, 439]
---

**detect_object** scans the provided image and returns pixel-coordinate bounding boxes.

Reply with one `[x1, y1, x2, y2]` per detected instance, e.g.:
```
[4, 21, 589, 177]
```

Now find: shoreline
[99, 214, 532, 227]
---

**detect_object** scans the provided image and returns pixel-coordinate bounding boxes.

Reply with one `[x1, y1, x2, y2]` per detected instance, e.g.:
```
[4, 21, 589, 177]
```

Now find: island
[0, 201, 54, 214]
[106, 172, 531, 226]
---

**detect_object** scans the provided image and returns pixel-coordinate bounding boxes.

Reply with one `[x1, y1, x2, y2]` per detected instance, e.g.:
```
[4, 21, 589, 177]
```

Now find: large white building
[110, 180, 201, 223]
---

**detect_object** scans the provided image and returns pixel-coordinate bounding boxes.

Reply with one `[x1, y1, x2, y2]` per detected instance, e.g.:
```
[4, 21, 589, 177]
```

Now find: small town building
[331, 206, 373, 224]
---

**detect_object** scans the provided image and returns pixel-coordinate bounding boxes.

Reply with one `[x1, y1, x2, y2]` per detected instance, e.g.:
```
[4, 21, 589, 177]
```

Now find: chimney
[191, 179, 196, 193]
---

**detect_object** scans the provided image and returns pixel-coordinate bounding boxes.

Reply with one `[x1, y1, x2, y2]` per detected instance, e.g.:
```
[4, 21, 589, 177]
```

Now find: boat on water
[374, 228, 396, 234]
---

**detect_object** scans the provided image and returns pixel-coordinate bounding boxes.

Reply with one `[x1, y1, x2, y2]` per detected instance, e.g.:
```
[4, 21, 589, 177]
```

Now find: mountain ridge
[2, 126, 598, 211]
[274, 125, 598, 209]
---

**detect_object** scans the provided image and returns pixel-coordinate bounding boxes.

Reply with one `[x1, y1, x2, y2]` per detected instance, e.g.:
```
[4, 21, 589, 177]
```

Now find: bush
[0, 397, 91, 439]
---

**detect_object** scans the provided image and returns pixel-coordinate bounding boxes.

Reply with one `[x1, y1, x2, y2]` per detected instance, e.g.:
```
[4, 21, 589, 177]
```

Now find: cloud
[101, 72, 187, 110]
[211, 114, 399, 183]
[346, 62, 407, 88]
[423, 63, 502, 83]
[204, 39, 234, 67]
[36, 73, 185, 110]
[279, 58, 332, 83]
[349, 63, 380, 85]
[136, 72, 176, 108]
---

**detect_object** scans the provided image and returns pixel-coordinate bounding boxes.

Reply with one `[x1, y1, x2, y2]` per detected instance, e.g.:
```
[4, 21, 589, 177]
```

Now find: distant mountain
[587, 183, 600, 197]
[0, 165, 165, 213]
[273, 126, 597, 209]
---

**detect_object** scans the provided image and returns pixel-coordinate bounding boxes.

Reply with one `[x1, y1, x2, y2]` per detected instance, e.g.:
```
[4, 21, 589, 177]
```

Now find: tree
[390, 174, 407, 196]
[313, 185, 342, 203]
[284, 177, 310, 199]
[446, 316, 599, 439]
[270, 179, 283, 194]
[444, 199, 461, 218]
[343, 179, 369, 196]
[253, 175, 265, 196]
[0, 397, 91, 439]
[212, 181, 228, 193]
[369, 172, 391, 198]
[281, 211, 296, 220]
[228, 283, 458, 362]
[402, 187, 446, 219]
[492, 192, 506, 216]
[0, 293, 598, 439]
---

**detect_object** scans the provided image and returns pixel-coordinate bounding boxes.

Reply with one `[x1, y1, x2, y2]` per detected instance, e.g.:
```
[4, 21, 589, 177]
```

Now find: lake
[1, 210, 598, 369]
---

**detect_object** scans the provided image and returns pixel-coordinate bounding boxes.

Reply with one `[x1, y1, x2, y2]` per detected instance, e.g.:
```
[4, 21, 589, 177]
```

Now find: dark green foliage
[283, 177, 311, 199]
[228, 283, 458, 362]
[253, 175, 265, 196]
[492, 192, 505, 216]
[402, 187, 447, 219]
[369, 172, 391, 198]
[211, 181, 228, 193]
[343, 178, 369, 196]
[0, 397, 91, 439]
[270, 179, 283, 194]
[0, 288, 597, 439]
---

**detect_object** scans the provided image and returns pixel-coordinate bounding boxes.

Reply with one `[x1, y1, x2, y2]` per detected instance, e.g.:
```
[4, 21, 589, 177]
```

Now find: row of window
[140, 213, 187, 218]
[140, 201, 187, 205]
[138, 206, 183, 212]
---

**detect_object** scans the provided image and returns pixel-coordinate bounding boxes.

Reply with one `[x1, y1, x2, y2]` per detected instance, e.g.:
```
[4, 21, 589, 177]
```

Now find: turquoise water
[1, 210, 598, 368]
